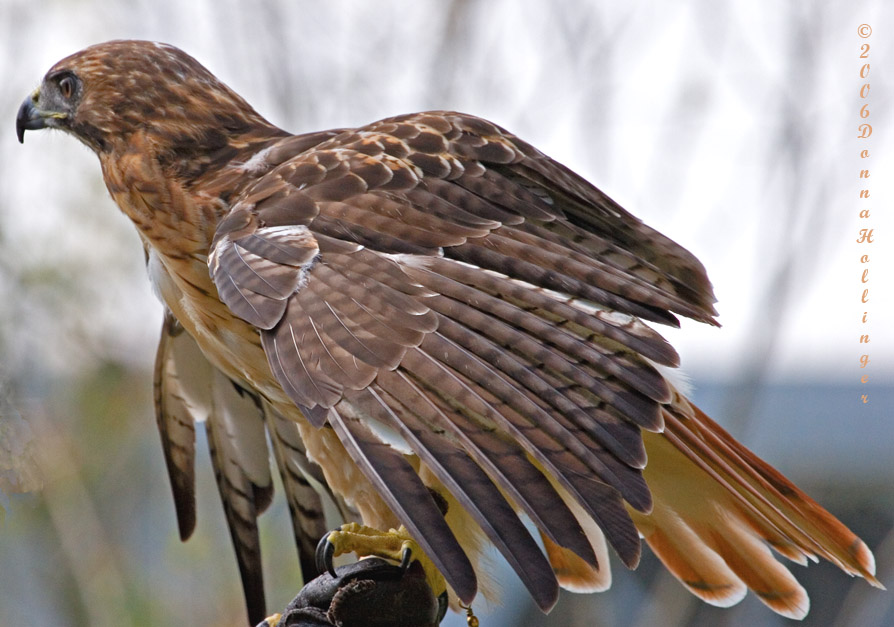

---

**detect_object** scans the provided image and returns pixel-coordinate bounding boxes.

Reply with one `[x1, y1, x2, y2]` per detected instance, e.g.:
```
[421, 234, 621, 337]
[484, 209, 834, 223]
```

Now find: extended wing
[208, 111, 879, 615]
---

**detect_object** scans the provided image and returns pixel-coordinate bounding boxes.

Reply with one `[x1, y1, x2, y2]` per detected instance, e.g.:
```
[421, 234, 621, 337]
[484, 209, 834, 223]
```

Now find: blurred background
[1, 1, 893, 625]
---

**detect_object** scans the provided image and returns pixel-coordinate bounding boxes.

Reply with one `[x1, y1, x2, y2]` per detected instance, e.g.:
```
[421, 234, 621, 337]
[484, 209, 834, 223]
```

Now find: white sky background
[1, 0, 893, 386]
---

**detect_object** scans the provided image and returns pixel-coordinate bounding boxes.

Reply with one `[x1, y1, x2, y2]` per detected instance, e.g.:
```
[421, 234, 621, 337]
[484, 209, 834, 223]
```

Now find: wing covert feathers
[201, 110, 877, 618]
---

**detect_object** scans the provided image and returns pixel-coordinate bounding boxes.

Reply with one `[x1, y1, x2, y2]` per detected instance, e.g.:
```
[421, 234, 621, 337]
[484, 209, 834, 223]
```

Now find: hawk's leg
[315, 522, 448, 599]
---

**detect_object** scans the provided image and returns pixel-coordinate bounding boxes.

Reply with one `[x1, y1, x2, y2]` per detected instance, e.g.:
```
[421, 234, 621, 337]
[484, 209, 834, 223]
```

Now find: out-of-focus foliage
[0, 377, 42, 520]
[1, 1, 892, 626]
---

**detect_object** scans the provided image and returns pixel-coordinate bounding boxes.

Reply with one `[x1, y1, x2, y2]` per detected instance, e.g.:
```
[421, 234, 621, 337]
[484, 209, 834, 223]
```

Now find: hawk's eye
[59, 76, 75, 99]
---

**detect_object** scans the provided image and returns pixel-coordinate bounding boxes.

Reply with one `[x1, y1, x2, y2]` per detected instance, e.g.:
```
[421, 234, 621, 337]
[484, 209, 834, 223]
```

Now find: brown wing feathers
[351, 383, 562, 611]
[375, 368, 597, 569]
[208, 111, 878, 614]
[327, 401, 479, 604]
[399, 343, 644, 569]
[208, 112, 715, 603]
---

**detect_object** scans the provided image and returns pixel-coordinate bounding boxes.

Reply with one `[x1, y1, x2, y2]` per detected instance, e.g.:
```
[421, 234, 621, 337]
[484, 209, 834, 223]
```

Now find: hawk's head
[16, 40, 281, 168]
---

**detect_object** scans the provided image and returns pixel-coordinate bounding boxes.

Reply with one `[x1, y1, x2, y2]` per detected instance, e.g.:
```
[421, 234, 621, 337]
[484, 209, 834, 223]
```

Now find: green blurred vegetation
[0, 362, 307, 626]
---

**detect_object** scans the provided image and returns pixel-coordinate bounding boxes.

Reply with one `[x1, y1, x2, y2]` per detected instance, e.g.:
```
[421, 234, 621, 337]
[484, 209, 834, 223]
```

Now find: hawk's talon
[315, 532, 338, 578]
[399, 545, 413, 572]
[314, 523, 448, 598]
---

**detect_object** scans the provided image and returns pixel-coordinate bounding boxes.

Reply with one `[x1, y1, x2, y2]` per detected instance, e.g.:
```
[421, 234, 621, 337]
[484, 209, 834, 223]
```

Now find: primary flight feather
[17, 40, 881, 625]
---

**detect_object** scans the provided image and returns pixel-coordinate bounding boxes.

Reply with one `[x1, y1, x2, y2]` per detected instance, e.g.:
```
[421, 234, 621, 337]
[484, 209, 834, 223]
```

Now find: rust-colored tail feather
[628, 398, 881, 619]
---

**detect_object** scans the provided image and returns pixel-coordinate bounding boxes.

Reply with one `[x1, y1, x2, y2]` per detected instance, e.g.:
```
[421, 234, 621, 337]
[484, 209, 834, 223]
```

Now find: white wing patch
[238, 145, 277, 174]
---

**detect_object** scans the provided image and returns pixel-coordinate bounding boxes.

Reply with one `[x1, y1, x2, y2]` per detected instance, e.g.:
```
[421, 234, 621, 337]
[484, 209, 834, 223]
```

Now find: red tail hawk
[16, 40, 881, 625]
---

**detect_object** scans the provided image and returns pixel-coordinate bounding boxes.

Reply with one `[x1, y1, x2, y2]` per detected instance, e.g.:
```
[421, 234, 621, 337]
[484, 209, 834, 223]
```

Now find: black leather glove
[260, 557, 448, 627]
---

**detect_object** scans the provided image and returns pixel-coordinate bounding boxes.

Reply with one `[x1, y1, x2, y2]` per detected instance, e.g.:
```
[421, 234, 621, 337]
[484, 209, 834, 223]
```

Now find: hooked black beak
[16, 92, 51, 144]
